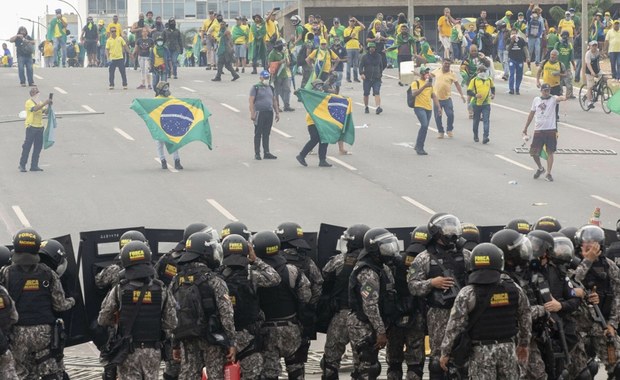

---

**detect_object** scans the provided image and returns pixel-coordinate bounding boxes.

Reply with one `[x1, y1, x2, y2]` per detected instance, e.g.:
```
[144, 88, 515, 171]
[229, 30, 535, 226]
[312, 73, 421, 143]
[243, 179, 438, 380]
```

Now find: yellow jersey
[307, 48, 339, 73]
[105, 36, 126, 60]
[558, 19, 575, 38]
[202, 18, 220, 40]
[344, 26, 363, 50]
[106, 22, 122, 37]
[410, 80, 433, 110]
[25, 98, 45, 128]
[541, 60, 562, 87]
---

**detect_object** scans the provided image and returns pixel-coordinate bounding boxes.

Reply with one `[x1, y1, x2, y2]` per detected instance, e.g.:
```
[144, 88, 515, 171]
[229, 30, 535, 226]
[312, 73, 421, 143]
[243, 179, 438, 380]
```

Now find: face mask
[156, 21, 162, 26]
[157, 41, 163, 46]
[170, 22, 176, 28]
[478, 72, 488, 80]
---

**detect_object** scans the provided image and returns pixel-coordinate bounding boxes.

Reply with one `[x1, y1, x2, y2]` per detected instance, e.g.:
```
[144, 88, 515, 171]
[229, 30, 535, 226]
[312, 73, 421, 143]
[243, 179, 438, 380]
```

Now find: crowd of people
[1, 214, 620, 380]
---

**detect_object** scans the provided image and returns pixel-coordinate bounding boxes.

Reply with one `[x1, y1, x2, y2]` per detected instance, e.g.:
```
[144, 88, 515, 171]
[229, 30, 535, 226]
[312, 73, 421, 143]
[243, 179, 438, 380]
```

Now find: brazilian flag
[130, 98, 212, 153]
[43, 106, 57, 149]
[609, 90, 620, 115]
[297, 89, 355, 145]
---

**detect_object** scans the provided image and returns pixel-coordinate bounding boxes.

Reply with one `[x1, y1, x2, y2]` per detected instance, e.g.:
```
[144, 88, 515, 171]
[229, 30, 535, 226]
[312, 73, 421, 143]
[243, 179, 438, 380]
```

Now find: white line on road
[220, 103, 240, 113]
[591, 195, 620, 209]
[34, 74, 44, 80]
[355, 102, 377, 110]
[54, 86, 67, 94]
[383, 73, 399, 80]
[114, 127, 135, 141]
[272, 128, 292, 138]
[327, 156, 357, 171]
[193, 80, 204, 83]
[401, 196, 436, 215]
[181, 86, 197, 93]
[153, 157, 178, 173]
[207, 199, 238, 221]
[12, 206, 31, 227]
[82, 105, 96, 113]
[494, 154, 534, 171]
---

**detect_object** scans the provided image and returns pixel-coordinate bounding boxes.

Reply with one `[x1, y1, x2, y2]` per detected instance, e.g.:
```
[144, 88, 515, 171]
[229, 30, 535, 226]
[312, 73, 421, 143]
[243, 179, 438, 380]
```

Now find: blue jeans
[451, 42, 462, 61]
[17, 55, 34, 85]
[414, 108, 432, 150]
[610, 52, 620, 80]
[169, 50, 180, 77]
[472, 104, 490, 139]
[152, 69, 167, 90]
[434, 98, 454, 133]
[346, 49, 360, 81]
[98, 45, 107, 67]
[574, 58, 582, 83]
[509, 59, 524, 92]
[53, 37, 67, 66]
[108, 58, 127, 87]
[528, 37, 541, 64]
[500, 50, 509, 77]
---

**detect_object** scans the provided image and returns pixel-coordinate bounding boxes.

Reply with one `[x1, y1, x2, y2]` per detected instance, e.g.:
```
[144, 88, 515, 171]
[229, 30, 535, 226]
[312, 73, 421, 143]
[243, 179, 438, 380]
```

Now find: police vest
[155, 252, 178, 287]
[392, 253, 419, 326]
[221, 267, 260, 330]
[257, 257, 298, 320]
[426, 246, 467, 309]
[283, 250, 312, 283]
[469, 280, 519, 341]
[584, 257, 613, 319]
[171, 266, 217, 339]
[119, 279, 163, 343]
[330, 249, 360, 309]
[0, 287, 13, 330]
[7, 264, 55, 326]
[348, 256, 396, 325]
[542, 60, 562, 87]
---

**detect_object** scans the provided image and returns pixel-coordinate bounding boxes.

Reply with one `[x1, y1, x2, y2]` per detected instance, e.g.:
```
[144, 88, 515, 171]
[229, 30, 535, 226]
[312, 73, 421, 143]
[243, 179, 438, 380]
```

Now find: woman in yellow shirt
[43, 40, 54, 67]
[411, 67, 440, 155]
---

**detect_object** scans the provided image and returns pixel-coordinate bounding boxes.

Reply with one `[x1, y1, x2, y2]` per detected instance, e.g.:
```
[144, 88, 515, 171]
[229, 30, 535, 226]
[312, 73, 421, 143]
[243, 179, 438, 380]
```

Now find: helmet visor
[509, 235, 533, 262]
[372, 232, 399, 257]
[578, 225, 605, 244]
[552, 236, 574, 264]
[434, 215, 463, 238]
[528, 235, 549, 258]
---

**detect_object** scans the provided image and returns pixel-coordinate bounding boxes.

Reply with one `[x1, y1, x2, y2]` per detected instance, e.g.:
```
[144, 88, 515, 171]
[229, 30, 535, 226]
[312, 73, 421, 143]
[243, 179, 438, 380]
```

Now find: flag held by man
[43, 106, 57, 149]
[297, 88, 355, 145]
[130, 98, 213, 153]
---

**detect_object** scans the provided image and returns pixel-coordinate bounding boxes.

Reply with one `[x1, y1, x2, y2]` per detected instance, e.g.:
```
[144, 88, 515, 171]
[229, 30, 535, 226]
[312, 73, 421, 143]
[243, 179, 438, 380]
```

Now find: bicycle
[579, 74, 612, 114]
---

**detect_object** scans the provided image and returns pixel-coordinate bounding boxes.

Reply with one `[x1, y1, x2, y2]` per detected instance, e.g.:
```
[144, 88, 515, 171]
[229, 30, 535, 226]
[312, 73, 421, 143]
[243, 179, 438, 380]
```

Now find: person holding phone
[19, 88, 52, 172]
[10, 26, 35, 87]
[410, 66, 441, 155]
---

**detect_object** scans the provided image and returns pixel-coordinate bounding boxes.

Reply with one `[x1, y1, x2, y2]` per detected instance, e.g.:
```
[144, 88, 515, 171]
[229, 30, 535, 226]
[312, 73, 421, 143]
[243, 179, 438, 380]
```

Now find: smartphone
[49, 93, 53, 100]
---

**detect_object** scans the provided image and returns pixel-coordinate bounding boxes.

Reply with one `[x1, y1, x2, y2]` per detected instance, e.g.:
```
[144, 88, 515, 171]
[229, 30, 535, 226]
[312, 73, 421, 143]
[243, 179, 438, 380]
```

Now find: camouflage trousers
[179, 337, 226, 380]
[567, 330, 589, 379]
[261, 320, 303, 379]
[588, 325, 620, 372]
[236, 328, 262, 380]
[469, 342, 519, 380]
[347, 313, 380, 380]
[323, 309, 357, 374]
[518, 338, 546, 380]
[119, 347, 161, 380]
[10, 324, 62, 379]
[0, 350, 18, 380]
[426, 307, 451, 360]
[385, 316, 425, 380]
[164, 359, 181, 379]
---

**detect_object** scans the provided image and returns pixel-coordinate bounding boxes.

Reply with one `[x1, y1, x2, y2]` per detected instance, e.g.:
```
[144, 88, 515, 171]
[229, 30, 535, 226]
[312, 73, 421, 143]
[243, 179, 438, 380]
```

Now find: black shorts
[363, 79, 381, 96]
[85, 40, 97, 55]
[550, 85, 562, 96]
[530, 129, 557, 156]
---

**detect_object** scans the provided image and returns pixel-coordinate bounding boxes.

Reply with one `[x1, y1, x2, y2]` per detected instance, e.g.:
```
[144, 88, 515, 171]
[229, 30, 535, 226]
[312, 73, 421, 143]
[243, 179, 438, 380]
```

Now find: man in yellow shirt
[201, 11, 220, 69]
[19, 87, 52, 172]
[431, 58, 466, 138]
[306, 39, 340, 81]
[343, 17, 365, 82]
[536, 50, 565, 122]
[411, 66, 440, 155]
[558, 11, 575, 41]
[437, 8, 455, 60]
[604, 20, 620, 81]
[265, 9, 280, 49]
[47, 9, 68, 67]
[106, 15, 122, 38]
[467, 65, 495, 144]
[105, 27, 130, 89]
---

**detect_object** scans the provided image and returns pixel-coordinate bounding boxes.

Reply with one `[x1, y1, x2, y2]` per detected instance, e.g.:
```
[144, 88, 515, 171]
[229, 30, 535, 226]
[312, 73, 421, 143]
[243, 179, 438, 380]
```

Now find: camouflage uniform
[95, 262, 123, 289]
[98, 277, 177, 380]
[0, 284, 19, 380]
[0, 264, 75, 380]
[385, 314, 425, 380]
[440, 281, 532, 379]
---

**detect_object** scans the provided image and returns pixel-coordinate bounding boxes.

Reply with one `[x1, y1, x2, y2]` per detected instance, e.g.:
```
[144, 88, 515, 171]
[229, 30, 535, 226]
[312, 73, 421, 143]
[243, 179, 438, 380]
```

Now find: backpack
[172, 270, 213, 339]
[407, 80, 422, 108]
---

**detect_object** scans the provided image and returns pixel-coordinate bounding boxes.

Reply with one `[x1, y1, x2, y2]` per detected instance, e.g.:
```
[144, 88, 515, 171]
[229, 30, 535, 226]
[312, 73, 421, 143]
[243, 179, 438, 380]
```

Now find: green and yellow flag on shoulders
[130, 97, 212, 153]
[297, 88, 355, 145]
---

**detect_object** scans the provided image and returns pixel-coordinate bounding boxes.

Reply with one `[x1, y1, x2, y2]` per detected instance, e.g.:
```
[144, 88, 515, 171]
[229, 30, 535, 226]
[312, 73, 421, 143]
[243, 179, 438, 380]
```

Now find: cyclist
[585, 40, 601, 109]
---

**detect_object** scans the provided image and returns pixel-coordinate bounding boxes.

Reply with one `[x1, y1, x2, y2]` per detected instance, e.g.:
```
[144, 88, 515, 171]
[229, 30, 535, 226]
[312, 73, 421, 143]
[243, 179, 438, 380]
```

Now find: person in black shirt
[10, 26, 35, 87]
[507, 28, 530, 95]
[135, 28, 154, 89]
[81, 16, 99, 67]
[359, 42, 384, 115]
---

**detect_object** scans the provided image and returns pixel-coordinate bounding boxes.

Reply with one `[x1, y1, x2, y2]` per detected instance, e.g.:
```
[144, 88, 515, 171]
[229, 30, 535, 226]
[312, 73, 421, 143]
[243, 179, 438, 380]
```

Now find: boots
[174, 159, 183, 170]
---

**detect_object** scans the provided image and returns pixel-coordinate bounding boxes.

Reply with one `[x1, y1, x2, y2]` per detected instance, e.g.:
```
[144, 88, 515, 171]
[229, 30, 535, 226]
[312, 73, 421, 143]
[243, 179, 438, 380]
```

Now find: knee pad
[386, 363, 403, 380]
[288, 367, 305, 380]
[163, 373, 179, 380]
[359, 362, 381, 380]
[613, 363, 620, 379]
[406, 364, 424, 379]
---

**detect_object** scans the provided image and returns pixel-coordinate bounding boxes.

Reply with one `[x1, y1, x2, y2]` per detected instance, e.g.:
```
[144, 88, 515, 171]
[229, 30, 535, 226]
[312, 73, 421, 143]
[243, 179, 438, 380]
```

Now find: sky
[1, 0, 80, 42]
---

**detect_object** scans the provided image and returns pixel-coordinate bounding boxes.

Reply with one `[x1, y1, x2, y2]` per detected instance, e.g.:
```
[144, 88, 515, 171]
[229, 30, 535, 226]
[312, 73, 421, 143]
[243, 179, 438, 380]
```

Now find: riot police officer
[171, 231, 236, 380]
[0, 245, 11, 269]
[348, 227, 399, 380]
[505, 218, 532, 235]
[459, 223, 480, 252]
[221, 221, 252, 241]
[95, 229, 148, 289]
[320, 223, 370, 380]
[98, 240, 177, 380]
[219, 234, 280, 380]
[605, 219, 620, 267]
[0, 283, 18, 379]
[407, 213, 471, 379]
[532, 215, 562, 233]
[253, 230, 311, 380]
[439, 243, 531, 377]
[0, 228, 75, 379]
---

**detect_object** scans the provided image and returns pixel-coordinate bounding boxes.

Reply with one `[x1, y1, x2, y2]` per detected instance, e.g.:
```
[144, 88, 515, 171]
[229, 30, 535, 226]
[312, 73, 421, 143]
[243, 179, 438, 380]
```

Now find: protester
[410, 66, 440, 156]
[106, 26, 130, 90]
[48, 9, 68, 67]
[249, 70, 279, 160]
[585, 41, 601, 109]
[467, 65, 495, 144]
[267, 40, 292, 110]
[605, 20, 620, 81]
[202, 11, 220, 70]
[437, 8, 455, 60]
[554, 31, 576, 98]
[359, 42, 384, 115]
[343, 17, 365, 83]
[163, 17, 183, 79]
[154, 82, 183, 170]
[10, 26, 35, 87]
[19, 87, 51, 172]
[508, 28, 529, 95]
[296, 80, 334, 167]
[212, 22, 240, 82]
[81, 16, 99, 67]
[232, 17, 250, 73]
[135, 28, 154, 89]
[432, 58, 466, 139]
[537, 50, 566, 122]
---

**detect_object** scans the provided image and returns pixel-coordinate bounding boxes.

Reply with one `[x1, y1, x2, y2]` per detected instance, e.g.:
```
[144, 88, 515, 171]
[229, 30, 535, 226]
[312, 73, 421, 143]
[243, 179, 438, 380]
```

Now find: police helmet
[173, 222, 211, 251]
[505, 218, 532, 235]
[12, 228, 42, 254]
[275, 222, 310, 250]
[39, 239, 68, 276]
[0, 245, 12, 267]
[222, 234, 250, 267]
[460, 223, 480, 251]
[533, 216, 562, 233]
[363, 228, 399, 259]
[119, 230, 148, 251]
[616, 219, 620, 240]
[575, 224, 606, 248]
[251, 230, 281, 258]
[119, 241, 155, 280]
[491, 229, 532, 266]
[340, 224, 371, 252]
[468, 243, 504, 284]
[550, 232, 574, 264]
[406, 225, 430, 255]
[559, 226, 578, 245]
[428, 213, 462, 247]
[291, 15, 301, 25]
[221, 221, 251, 241]
[178, 231, 220, 264]
[527, 230, 555, 258]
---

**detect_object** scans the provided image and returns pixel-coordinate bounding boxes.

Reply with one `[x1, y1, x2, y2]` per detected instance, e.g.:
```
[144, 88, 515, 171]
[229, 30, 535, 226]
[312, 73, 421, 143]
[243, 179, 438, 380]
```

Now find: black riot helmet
[533, 216, 562, 233]
[468, 243, 504, 284]
[406, 225, 430, 255]
[575, 224, 606, 250]
[251, 231, 281, 258]
[178, 231, 221, 268]
[505, 218, 531, 235]
[550, 232, 574, 265]
[39, 239, 68, 276]
[221, 222, 251, 241]
[275, 222, 310, 250]
[527, 230, 555, 259]
[490, 229, 532, 266]
[428, 213, 462, 249]
[363, 228, 400, 261]
[0, 245, 12, 267]
[559, 226, 578, 246]
[119, 230, 148, 251]
[119, 241, 155, 280]
[340, 223, 371, 252]
[222, 234, 250, 267]
[460, 223, 480, 251]
[12, 228, 42, 254]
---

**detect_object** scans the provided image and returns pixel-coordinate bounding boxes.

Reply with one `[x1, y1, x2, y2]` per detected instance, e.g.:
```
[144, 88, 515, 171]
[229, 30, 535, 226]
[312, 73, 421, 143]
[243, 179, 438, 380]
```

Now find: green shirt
[329, 25, 345, 42]
[295, 25, 306, 46]
[267, 50, 289, 78]
[547, 33, 559, 50]
[554, 41, 573, 69]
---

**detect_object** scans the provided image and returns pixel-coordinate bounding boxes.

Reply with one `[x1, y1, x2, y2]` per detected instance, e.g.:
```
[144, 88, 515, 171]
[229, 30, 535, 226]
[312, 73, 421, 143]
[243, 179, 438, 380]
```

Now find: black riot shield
[143, 228, 184, 262]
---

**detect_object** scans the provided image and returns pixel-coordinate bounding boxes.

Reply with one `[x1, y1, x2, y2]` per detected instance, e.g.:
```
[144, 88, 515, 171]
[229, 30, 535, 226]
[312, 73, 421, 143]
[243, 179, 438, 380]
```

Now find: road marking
[272, 127, 292, 138]
[153, 157, 178, 173]
[355, 102, 377, 110]
[220, 103, 240, 113]
[207, 199, 238, 221]
[401, 196, 436, 215]
[181, 86, 197, 93]
[327, 156, 357, 171]
[54, 86, 67, 94]
[114, 127, 134, 141]
[34, 74, 44, 80]
[193, 80, 204, 83]
[82, 105, 96, 113]
[591, 195, 620, 209]
[12, 206, 31, 227]
[383, 73, 399, 80]
[494, 154, 534, 171]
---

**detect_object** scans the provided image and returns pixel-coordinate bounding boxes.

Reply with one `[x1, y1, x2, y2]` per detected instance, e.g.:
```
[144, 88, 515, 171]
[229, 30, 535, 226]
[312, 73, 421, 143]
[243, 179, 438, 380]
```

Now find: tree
[549, 0, 615, 25]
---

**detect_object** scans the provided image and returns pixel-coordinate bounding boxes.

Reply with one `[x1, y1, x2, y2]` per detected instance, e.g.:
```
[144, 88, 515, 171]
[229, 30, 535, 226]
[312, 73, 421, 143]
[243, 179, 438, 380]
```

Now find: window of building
[163, 3, 174, 19]
[240, 0, 251, 18]
[174, 2, 185, 18]
[196, 1, 207, 18]
[229, 1, 240, 19]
